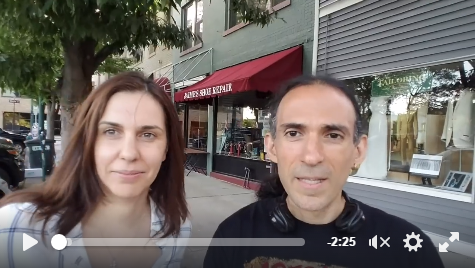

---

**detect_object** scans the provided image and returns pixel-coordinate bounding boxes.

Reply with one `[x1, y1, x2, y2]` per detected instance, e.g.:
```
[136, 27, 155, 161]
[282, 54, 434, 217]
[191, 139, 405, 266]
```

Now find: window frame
[148, 45, 157, 58]
[181, 0, 203, 52]
[344, 58, 475, 204]
[223, 0, 291, 36]
[128, 48, 143, 64]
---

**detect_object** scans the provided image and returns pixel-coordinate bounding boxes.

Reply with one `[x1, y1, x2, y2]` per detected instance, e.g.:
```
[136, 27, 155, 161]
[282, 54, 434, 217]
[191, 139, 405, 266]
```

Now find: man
[203, 75, 445, 268]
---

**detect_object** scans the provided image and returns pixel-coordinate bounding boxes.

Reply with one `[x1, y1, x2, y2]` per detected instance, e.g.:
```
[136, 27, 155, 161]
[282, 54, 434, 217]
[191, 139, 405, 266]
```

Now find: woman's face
[94, 91, 168, 199]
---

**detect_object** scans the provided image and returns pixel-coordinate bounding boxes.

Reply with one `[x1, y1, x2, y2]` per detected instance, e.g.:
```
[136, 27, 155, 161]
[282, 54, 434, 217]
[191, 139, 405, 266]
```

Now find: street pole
[37, 96, 46, 182]
[30, 101, 35, 126]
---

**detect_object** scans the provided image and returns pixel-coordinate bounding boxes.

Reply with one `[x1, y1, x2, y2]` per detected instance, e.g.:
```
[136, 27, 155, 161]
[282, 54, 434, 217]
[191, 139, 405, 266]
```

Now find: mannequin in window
[442, 89, 475, 149]
[397, 109, 418, 166]
[416, 103, 429, 150]
[355, 96, 389, 179]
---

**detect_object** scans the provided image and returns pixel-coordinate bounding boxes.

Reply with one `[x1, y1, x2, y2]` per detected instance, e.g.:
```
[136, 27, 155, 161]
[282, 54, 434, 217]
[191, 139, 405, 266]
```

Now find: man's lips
[297, 177, 327, 185]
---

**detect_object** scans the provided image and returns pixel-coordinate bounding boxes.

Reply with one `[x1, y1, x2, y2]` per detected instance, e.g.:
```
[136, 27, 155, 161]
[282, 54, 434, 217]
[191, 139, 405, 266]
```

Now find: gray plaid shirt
[0, 200, 192, 268]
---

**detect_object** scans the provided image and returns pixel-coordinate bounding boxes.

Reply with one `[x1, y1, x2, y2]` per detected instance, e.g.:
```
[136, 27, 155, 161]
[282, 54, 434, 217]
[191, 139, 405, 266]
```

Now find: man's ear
[354, 134, 368, 166]
[264, 133, 278, 163]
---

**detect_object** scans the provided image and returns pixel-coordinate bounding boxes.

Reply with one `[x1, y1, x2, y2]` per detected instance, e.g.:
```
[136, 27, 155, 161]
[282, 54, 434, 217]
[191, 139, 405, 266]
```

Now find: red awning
[155, 77, 171, 95]
[174, 46, 303, 103]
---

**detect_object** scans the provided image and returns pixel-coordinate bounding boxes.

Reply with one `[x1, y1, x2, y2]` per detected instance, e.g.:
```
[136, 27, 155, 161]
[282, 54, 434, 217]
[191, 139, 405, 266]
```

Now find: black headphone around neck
[269, 191, 365, 234]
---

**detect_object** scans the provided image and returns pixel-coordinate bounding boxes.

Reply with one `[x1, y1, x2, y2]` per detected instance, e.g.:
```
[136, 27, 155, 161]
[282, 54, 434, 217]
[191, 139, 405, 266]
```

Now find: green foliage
[0, 0, 275, 114]
[97, 57, 140, 74]
[0, 24, 62, 103]
[0, 24, 134, 103]
[243, 118, 256, 128]
[0, 0, 275, 65]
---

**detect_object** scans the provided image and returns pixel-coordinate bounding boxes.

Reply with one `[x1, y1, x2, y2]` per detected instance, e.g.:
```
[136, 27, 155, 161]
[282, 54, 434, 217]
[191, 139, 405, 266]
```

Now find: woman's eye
[104, 129, 117, 135]
[142, 133, 156, 139]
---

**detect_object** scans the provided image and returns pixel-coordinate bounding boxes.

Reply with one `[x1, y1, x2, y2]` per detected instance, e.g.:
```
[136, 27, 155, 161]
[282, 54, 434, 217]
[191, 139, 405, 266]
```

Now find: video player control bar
[67, 237, 305, 247]
[24, 234, 305, 251]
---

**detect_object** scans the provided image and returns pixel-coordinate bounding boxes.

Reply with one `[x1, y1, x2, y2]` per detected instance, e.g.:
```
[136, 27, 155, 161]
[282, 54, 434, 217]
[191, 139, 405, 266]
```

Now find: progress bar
[65, 238, 305, 247]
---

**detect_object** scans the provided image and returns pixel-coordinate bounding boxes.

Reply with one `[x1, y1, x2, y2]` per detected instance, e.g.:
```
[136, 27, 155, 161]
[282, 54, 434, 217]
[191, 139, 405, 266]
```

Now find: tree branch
[93, 41, 124, 71]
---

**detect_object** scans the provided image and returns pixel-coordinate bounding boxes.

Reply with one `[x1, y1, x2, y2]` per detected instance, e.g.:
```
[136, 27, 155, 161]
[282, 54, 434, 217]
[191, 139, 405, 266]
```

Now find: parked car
[0, 137, 25, 198]
[0, 127, 27, 154]
[10, 126, 31, 137]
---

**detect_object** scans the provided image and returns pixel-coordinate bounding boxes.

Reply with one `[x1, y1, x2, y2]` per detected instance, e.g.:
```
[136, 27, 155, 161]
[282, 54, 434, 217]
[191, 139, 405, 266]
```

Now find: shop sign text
[183, 83, 233, 99]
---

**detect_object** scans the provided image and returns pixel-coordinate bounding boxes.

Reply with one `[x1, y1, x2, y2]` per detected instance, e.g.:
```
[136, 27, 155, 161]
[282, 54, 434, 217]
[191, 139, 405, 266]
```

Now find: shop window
[347, 59, 475, 197]
[188, 104, 208, 150]
[176, 103, 186, 138]
[2, 112, 31, 134]
[182, 0, 203, 51]
[215, 102, 271, 161]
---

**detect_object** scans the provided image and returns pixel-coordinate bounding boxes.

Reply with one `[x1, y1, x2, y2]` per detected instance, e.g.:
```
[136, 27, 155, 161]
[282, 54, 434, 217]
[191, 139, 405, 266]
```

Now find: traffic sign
[9, 99, 20, 103]
[32, 106, 39, 115]
[31, 123, 39, 138]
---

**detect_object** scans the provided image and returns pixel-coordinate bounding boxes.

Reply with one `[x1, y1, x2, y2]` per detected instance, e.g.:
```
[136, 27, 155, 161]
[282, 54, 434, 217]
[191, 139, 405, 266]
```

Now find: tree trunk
[60, 39, 96, 149]
[46, 100, 55, 140]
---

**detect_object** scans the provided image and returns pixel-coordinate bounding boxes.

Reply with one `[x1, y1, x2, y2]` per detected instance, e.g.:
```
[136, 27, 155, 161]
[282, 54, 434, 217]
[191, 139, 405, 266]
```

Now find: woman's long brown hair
[0, 71, 188, 238]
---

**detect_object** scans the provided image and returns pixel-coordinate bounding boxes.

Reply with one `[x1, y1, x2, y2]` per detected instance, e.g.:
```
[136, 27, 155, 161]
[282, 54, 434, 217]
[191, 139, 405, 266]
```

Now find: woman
[0, 72, 191, 268]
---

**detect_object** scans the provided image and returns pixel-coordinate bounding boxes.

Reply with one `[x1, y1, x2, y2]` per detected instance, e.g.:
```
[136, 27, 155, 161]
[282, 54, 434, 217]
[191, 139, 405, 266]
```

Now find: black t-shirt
[203, 198, 445, 268]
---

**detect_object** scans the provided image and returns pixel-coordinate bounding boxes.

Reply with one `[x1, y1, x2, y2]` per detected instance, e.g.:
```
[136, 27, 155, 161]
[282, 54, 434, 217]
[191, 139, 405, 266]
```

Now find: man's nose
[119, 134, 139, 161]
[302, 134, 324, 166]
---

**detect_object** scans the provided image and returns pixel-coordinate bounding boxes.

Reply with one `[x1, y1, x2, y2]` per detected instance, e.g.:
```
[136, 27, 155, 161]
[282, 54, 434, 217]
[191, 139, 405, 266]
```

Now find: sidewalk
[182, 172, 255, 267]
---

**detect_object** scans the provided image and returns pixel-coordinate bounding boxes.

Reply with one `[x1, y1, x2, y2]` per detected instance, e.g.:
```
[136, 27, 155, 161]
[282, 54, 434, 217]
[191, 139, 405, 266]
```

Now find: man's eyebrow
[323, 124, 350, 134]
[278, 123, 351, 134]
[278, 123, 306, 130]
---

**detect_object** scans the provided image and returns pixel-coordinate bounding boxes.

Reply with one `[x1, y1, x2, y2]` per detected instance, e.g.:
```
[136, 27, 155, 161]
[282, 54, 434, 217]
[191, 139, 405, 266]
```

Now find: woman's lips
[113, 171, 145, 181]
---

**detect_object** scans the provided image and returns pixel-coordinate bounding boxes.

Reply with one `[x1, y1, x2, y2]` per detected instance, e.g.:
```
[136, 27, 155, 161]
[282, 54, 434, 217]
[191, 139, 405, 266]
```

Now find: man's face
[264, 84, 367, 212]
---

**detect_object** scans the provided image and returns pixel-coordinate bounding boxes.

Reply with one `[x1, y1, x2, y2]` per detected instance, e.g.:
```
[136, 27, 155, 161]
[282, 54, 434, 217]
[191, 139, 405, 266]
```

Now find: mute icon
[369, 235, 378, 249]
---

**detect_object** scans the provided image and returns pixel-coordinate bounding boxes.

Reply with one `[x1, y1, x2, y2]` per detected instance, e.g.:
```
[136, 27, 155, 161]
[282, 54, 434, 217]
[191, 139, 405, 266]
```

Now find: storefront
[175, 45, 303, 187]
[315, 0, 475, 256]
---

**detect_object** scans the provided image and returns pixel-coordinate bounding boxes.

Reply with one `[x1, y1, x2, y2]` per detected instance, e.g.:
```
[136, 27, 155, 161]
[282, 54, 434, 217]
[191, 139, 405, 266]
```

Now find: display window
[187, 104, 208, 150]
[215, 101, 271, 161]
[347, 59, 474, 198]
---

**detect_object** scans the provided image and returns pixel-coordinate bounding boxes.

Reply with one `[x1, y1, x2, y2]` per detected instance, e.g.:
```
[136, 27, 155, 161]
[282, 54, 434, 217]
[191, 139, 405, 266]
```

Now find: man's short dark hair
[257, 74, 364, 200]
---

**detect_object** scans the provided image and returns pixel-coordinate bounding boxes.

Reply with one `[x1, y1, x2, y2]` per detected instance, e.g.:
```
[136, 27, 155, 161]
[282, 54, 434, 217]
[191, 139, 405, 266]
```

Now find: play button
[23, 233, 38, 251]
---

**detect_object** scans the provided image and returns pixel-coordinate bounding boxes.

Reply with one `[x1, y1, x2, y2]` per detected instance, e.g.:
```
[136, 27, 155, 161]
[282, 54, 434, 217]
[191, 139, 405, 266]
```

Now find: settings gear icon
[403, 232, 423, 252]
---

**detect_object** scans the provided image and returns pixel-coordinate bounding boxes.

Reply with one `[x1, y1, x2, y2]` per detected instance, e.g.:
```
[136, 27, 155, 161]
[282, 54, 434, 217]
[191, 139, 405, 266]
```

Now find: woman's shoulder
[150, 199, 192, 238]
[179, 217, 192, 236]
[0, 202, 39, 229]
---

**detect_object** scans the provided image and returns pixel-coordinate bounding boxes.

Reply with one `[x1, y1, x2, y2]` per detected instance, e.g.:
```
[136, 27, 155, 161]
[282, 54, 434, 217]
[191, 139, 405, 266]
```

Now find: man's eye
[328, 133, 342, 139]
[285, 131, 300, 137]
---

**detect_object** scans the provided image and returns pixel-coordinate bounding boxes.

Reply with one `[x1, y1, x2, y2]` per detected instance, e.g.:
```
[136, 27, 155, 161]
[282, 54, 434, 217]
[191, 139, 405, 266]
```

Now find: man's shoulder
[215, 198, 272, 236]
[357, 200, 428, 237]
